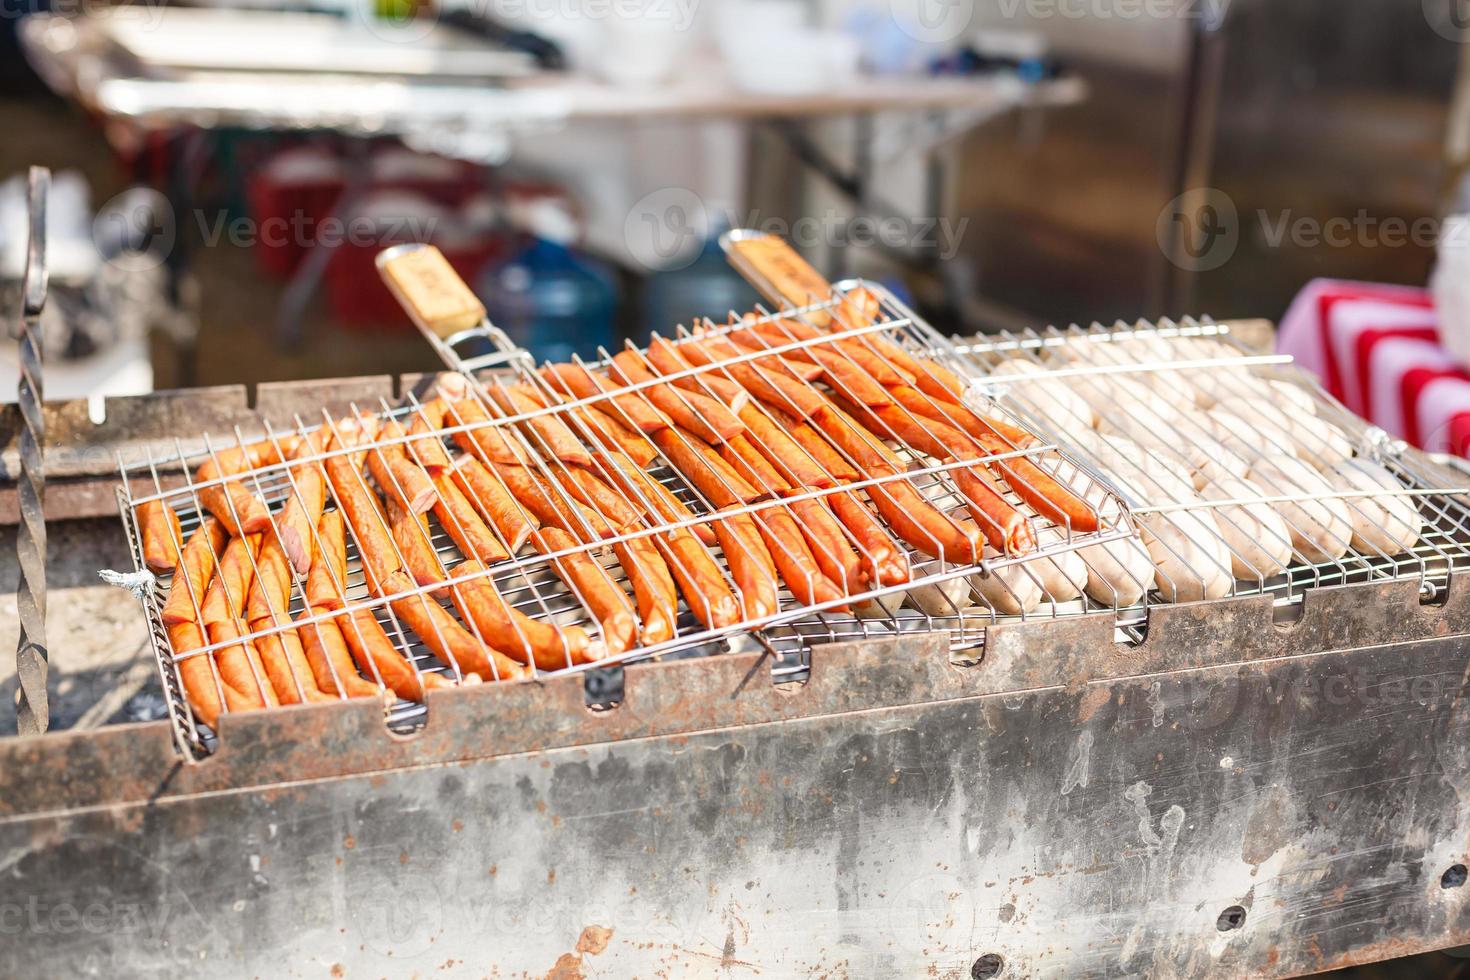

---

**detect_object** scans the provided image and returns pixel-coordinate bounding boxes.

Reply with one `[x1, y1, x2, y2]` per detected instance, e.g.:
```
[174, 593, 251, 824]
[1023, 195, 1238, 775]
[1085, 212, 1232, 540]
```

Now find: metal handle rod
[15, 166, 50, 736]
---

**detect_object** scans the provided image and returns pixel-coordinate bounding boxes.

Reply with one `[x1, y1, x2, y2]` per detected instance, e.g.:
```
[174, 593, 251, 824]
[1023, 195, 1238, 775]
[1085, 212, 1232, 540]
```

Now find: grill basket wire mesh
[116, 283, 1132, 758]
[949, 317, 1470, 636]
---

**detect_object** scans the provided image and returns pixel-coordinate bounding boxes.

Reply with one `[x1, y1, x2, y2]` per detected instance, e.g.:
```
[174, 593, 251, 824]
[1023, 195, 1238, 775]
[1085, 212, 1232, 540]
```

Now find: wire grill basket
[950, 317, 1470, 635]
[116, 278, 1132, 759]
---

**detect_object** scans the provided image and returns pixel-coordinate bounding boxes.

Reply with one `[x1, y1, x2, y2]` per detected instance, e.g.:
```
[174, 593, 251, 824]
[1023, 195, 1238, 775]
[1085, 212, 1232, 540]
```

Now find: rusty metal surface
[1, 604, 1468, 977]
[0, 374, 444, 522]
[3, 576, 1468, 820]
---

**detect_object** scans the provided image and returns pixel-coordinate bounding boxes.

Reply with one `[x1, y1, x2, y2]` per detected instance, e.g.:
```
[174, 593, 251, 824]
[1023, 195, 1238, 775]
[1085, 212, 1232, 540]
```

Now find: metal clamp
[14, 166, 50, 736]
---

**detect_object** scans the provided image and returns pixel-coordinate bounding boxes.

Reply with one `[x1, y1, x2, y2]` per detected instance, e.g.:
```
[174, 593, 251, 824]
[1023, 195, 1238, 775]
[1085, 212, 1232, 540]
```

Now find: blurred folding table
[19, 8, 1086, 345]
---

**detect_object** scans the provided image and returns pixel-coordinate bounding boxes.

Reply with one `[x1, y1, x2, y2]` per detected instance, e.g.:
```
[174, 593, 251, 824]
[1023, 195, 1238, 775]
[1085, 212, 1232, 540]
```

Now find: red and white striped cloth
[1277, 278, 1470, 456]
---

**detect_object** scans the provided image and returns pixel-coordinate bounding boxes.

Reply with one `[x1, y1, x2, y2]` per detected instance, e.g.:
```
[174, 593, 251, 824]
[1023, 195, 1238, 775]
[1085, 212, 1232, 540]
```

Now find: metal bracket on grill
[1360, 425, 1408, 462]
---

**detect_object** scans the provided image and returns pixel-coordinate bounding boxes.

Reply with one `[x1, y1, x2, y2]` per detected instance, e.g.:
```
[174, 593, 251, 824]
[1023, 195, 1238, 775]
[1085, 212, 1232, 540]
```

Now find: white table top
[21, 12, 1085, 137]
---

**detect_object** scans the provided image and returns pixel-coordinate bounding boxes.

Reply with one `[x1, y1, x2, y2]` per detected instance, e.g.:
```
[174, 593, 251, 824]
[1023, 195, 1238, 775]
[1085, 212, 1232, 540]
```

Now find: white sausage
[1248, 454, 1352, 563]
[969, 547, 1044, 616]
[1092, 383, 1182, 450]
[1199, 476, 1295, 580]
[988, 357, 1097, 431]
[1078, 537, 1156, 607]
[1208, 409, 1284, 462]
[905, 561, 976, 617]
[1141, 508, 1233, 604]
[1259, 378, 1319, 416]
[853, 591, 905, 620]
[1325, 458, 1422, 555]
[1287, 412, 1353, 470]
[1023, 528, 1088, 602]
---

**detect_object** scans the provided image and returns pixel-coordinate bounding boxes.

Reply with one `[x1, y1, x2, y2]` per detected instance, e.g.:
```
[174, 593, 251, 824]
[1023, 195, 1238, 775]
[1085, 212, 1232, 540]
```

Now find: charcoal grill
[2, 226, 1469, 978]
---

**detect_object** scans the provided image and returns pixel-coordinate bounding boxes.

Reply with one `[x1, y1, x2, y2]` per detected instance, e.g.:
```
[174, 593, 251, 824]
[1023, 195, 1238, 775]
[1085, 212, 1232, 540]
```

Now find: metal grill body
[6, 278, 1470, 974]
[1, 577, 1468, 977]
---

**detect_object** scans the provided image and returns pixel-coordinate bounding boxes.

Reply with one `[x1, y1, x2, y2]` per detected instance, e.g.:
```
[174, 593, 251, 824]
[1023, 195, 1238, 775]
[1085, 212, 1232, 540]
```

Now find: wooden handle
[726, 233, 834, 325]
[378, 245, 486, 339]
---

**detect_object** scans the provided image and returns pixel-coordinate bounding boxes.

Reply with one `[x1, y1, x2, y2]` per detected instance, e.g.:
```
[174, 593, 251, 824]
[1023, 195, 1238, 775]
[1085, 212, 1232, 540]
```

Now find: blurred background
[2, 1, 1470, 975]
[4, 0, 1467, 409]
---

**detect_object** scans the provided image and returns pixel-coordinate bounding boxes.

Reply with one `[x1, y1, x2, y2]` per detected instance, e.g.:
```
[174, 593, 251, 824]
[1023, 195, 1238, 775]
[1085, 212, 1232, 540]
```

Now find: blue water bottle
[479, 206, 618, 364]
[642, 232, 762, 334]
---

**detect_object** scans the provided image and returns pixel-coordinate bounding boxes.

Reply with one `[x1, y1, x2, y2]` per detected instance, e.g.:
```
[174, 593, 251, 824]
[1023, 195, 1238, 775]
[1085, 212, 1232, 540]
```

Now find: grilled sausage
[735, 404, 832, 492]
[556, 467, 641, 531]
[322, 428, 402, 594]
[448, 560, 596, 670]
[541, 361, 672, 434]
[337, 605, 452, 701]
[866, 468, 983, 565]
[244, 533, 294, 624]
[711, 510, 779, 621]
[534, 527, 637, 655]
[439, 379, 524, 467]
[304, 510, 349, 612]
[381, 570, 528, 682]
[613, 537, 679, 646]
[430, 469, 510, 565]
[953, 465, 1037, 558]
[770, 409, 860, 483]
[719, 434, 791, 496]
[680, 332, 828, 418]
[160, 518, 228, 626]
[752, 506, 847, 610]
[200, 534, 264, 626]
[404, 399, 455, 474]
[576, 404, 659, 467]
[275, 458, 326, 576]
[609, 351, 745, 444]
[450, 456, 540, 552]
[646, 335, 748, 407]
[486, 383, 593, 468]
[386, 496, 450, 593]
[205, 617, 276, 710]
[249, 619, 336, 705]
[650, 428, 763, 507]
[826, 490, 910, 587]
[195, 439, 293, 536]
[296, 613, 382, 699]
[590, 451, 718, 547]
[167, 620, 240, 727]
[138, 499, 184, 574]
[788, 496, 863, 594]
[482, 460, 613, 542]
[364, 419, 438, 515]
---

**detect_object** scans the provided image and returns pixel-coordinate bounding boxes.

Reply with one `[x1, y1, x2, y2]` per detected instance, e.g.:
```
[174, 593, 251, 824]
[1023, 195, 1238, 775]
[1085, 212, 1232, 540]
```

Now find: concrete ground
[0, 518, 155, 736]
